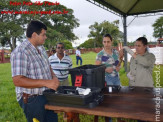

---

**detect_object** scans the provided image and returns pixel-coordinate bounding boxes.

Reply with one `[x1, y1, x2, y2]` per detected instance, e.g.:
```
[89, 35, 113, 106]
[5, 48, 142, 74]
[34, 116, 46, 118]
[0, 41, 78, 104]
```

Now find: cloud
[32, 0, 163, 46]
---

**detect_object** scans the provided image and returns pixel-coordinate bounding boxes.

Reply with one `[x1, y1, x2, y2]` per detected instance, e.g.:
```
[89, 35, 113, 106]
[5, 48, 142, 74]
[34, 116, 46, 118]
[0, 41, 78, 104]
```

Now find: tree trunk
[94, 40, 96, 48]
[9, 37, 17, 52]
[7, 39, 13, 51]
[13, 37, 17, 50]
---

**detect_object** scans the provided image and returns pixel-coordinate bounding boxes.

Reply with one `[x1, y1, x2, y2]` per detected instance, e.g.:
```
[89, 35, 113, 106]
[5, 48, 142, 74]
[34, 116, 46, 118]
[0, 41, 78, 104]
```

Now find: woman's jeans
[105, 74, 120, 86]
[18, 95, 58, 122]
[105, 74, 120, 122]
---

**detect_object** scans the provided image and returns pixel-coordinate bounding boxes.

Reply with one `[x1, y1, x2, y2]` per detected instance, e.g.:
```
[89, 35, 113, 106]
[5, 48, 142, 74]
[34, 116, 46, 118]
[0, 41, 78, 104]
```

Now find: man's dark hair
[26, 20, 47, 38]
[103, 34, 112, 41]
[56, 42, 64, 48]
[136, 37, 148, 46]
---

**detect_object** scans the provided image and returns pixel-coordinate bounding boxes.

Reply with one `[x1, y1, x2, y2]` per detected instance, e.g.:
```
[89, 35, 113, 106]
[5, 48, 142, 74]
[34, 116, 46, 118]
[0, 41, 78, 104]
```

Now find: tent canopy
[88, 0, 163, 16]
[86, 0, 163, 71]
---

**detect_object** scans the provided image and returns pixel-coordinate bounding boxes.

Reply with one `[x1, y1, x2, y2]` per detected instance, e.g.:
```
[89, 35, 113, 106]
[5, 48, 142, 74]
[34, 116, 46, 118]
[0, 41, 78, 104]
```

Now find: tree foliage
[152, 16, 163, 38]
[61, 40, 73, 49]
[79, 39, 95, 49]
[0, 0, 79, 51]
[44, 39, 73, 50]
[87, 20, 123, 48]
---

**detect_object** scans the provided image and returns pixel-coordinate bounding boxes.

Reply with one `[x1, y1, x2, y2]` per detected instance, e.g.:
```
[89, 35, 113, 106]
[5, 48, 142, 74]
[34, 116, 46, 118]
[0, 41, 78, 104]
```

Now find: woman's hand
[116, 66, 121, 72]
[119, 49, 124, 60]
[105, 67, 114, 73]
[123, 46, 134, 56]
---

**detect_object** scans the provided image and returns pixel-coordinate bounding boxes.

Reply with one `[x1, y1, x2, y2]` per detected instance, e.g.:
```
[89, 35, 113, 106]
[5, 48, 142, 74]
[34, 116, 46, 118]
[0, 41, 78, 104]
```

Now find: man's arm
[50, 66, 56, 78]
[12, 75, 59, 90]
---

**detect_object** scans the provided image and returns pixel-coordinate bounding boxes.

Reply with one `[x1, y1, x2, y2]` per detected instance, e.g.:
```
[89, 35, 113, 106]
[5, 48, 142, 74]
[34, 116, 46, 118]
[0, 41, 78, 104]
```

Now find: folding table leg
[94, 115, 98, 122]
[66, 112, 80, 122]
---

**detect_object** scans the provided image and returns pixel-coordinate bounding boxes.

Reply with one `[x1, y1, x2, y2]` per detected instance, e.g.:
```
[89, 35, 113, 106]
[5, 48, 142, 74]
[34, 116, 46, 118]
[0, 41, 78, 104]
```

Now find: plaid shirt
[11, 39, 52, 101]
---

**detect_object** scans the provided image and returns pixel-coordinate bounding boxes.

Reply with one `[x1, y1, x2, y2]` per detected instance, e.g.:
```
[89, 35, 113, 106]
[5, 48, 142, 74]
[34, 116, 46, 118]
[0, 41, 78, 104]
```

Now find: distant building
[157, 38, 163, 44]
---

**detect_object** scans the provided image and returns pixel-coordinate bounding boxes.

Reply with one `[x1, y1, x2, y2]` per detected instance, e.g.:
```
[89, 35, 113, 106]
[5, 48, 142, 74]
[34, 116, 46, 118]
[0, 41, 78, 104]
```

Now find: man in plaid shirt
[11, 20, 59, 122]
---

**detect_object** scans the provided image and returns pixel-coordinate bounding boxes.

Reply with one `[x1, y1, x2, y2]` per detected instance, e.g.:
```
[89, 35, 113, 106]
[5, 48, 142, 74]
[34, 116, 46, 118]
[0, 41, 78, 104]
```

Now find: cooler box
[69, 64, 106, 89]
[43, 86, 103, 108]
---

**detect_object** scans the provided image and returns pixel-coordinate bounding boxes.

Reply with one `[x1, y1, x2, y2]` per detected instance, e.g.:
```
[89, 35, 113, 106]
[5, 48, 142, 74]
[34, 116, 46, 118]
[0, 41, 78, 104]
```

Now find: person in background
[49, 42, 72, 86]
[95, 33, 122, 122]
[123, 37, 156, 87]
[10, 20, 59, 122]
[48, 48, 56, 57]
[64, 49, 69, 55]
[76, 47, 82, 65]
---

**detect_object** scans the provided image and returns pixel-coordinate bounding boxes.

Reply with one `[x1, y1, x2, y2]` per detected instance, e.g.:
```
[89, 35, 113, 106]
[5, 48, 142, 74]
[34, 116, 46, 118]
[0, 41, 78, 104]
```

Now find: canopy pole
[123, 15, 128, 72]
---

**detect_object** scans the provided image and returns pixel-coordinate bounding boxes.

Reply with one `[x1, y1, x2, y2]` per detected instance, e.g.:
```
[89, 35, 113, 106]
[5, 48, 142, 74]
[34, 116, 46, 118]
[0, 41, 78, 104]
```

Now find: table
[45, 86, 163, 122]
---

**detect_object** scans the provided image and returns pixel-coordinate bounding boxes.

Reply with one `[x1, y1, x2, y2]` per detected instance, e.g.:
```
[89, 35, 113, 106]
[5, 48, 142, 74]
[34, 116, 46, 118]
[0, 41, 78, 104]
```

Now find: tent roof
[158, 38, 163, 41]
[88, 0, 163, 16]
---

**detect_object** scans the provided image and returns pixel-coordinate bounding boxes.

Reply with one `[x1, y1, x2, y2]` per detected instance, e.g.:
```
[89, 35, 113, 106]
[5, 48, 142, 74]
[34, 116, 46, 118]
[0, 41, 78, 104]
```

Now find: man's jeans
[76, 56, 82, 65]
[18, 95, 58, 122]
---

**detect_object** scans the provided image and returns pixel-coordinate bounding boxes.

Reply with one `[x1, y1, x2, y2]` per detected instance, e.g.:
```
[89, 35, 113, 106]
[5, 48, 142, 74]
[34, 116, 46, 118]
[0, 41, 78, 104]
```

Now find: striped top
[49, 53, 72, 81]
[10, 39, 51, 101]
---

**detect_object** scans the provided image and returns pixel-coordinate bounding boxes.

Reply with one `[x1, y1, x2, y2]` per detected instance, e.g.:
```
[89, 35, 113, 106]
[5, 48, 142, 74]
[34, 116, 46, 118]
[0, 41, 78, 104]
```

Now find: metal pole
[123, 15, 128, 72]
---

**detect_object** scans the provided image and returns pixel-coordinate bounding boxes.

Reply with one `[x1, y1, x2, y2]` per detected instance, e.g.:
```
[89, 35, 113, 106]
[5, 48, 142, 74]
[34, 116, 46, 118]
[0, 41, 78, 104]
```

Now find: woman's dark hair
[103, 34, 112, 41]
[26, 20, 47, 38]
[136, 37, 148, 46]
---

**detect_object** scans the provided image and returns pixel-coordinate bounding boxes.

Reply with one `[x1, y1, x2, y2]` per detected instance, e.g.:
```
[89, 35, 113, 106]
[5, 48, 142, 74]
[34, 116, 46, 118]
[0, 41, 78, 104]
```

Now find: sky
[31, 0, 163, 47]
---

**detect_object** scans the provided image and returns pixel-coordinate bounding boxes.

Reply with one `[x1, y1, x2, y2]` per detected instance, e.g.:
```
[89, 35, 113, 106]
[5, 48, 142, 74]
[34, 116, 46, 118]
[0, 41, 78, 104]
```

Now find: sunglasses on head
[57, 47, 64, 49]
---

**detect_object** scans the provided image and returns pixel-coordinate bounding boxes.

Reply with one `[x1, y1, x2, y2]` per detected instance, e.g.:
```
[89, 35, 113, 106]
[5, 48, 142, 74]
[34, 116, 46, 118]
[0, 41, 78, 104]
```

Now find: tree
[44, 28, 65, 49]
[42, 3, 80, 48]
[0, 0, 79, 51]
[45, 39, 73, 50]
[61, 40, 73, 49]
[0, 0, 25, 51]
[79, 39, 95, 48]
[88, 22, 102, 47]
[88, 20, 123, 47]
[152, 16, 163, 38]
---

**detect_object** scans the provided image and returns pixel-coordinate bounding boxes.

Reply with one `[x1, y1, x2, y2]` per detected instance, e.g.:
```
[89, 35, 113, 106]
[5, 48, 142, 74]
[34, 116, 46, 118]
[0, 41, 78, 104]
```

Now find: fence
[65, 44, 163, 55]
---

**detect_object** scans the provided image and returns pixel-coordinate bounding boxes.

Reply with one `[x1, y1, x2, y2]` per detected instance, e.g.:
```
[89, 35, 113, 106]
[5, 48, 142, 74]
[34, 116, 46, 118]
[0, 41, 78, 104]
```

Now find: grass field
[0, 52, 162, 122]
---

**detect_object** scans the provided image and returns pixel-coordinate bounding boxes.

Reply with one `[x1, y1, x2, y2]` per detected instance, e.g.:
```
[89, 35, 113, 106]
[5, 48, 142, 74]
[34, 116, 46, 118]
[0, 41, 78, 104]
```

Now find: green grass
[0, 52, 162, 122]
[0, 63, 26, 122]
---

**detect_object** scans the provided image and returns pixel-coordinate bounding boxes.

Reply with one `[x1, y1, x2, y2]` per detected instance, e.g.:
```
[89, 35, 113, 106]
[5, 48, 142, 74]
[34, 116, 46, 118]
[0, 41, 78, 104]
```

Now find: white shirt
[76, 49, 81, 56]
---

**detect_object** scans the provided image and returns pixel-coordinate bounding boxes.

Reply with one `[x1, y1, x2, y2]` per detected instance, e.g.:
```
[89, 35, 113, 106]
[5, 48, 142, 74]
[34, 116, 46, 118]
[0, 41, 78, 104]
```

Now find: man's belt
[22, 93, 39, 104]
